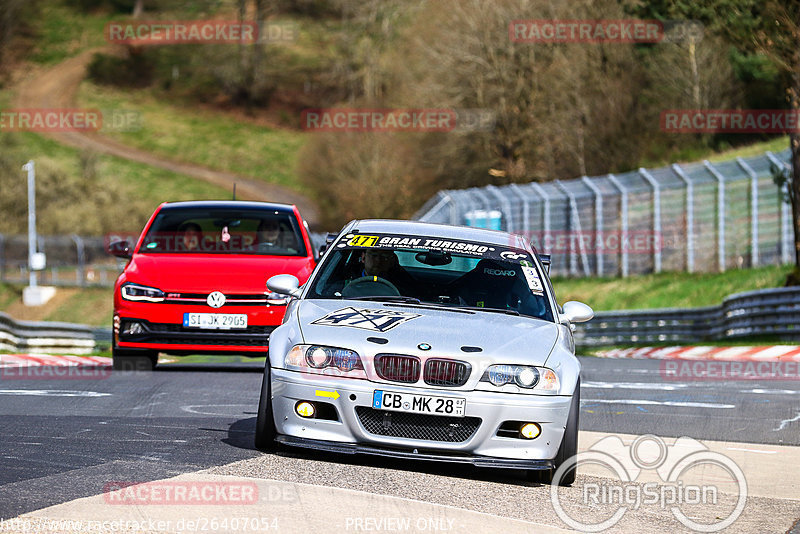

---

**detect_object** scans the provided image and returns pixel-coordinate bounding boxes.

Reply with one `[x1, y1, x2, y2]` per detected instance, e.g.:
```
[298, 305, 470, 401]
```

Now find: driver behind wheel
[344, 249, 415, 296]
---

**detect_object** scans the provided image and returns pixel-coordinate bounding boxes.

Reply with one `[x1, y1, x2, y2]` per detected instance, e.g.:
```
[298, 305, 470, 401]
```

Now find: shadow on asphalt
[155, 362, 265, 373]
[222, 416, 539, 488]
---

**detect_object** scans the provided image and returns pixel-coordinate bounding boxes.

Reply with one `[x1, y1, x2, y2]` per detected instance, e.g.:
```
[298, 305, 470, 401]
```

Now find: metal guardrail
[574, 287, 800, 346]
[0, 312, 97, 353]
[3, 287, 799, 353]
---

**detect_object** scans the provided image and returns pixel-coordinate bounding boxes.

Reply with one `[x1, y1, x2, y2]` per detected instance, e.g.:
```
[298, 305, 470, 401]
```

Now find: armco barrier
[574, 286, 800, 346]
[0, 312, 96, 354]
[2, 287, 798, 351]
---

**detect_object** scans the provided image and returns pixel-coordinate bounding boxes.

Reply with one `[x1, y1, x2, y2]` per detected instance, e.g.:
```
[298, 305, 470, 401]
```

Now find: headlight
[121, 283, 165, 302]
[285, 345, 365, 377]
[480, 365, 559, 391]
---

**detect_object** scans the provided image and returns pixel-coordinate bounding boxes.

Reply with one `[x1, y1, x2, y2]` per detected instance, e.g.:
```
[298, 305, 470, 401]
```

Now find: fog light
[295, 401, 315, 418]
[520, 423, 541, 439]
[123, 321, 144, 335]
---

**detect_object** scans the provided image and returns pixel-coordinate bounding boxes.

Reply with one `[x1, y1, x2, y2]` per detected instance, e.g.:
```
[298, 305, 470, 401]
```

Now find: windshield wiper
[452, 306, 520, 316]
[350, 295, 422, 304]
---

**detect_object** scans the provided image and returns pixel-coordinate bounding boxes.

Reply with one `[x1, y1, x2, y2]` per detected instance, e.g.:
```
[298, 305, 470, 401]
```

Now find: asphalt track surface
[1, 357, 799, 532]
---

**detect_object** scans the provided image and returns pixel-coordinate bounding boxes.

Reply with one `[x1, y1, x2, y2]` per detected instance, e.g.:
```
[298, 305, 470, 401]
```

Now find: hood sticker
[312, 307, 420, 332]
[520, 260, 544, 295]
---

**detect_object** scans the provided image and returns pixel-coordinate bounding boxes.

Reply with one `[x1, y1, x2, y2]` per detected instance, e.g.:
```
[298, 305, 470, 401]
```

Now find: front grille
[356, 407, 480, 442]
[374, 354, 420, 383]
[164, 293, 270, 306]
[423, 359, 471, 387]
[119, 320, 275, 346]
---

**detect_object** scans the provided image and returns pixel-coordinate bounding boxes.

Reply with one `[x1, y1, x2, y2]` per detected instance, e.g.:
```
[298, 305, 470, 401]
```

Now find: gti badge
[207, 291, 226, 308]
[418, 343, 431, 351]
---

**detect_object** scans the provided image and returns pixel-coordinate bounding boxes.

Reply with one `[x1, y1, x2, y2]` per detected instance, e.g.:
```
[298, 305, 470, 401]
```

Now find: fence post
[703, 160, 726, 272]
[555, 180, 590, 277]
[671, 164, 695, 273]
[581, 176, 604, 276]
[736, 157, 760, 267]
[606, 173, 629, 277]
[529, 182, 551, 250]
[508, 184, 530, 241]
[638, 168, 662, 273]
[765, 151, 793, 265]
[445, 194, 457, 226]
[71, 234, 86, 288]
[486, 185, 515, 233]
[0, 233, 4, 283]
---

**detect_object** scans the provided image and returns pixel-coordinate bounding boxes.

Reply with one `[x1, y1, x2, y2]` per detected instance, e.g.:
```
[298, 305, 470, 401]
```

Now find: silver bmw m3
[255, 219, 593, 485]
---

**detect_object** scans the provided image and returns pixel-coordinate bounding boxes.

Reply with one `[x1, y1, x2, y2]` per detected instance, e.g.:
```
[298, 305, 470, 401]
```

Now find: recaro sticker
[312, 307, 420, 332]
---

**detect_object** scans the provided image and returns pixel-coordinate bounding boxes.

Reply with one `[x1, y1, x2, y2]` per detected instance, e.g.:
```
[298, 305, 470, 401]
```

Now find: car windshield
[139, 206, 307, 256]
[307, 233, 553, 321]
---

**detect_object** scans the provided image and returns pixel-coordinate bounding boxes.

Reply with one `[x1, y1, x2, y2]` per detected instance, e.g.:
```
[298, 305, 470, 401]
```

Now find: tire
[528, 378, 580, 486]
[255, 363, 277, 451]
[112, 346, 158, 371]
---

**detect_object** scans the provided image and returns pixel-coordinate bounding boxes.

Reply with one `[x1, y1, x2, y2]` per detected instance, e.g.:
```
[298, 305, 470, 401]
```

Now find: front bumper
[117, 318, 275, 352]
[271, 368, 573, 466]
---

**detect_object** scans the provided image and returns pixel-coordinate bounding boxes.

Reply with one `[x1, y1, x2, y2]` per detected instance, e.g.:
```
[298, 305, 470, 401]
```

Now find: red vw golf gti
[109, 201, 316, 370]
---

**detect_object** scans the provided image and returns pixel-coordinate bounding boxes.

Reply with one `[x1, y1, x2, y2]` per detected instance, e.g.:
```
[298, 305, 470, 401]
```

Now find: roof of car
[347, 219, 529, 249]
[160, 200, 296, 212]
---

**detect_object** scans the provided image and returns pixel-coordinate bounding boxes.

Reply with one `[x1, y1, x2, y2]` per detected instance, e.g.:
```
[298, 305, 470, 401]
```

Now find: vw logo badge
[418, 343, 431, 351]
[207, 291, 226, 308]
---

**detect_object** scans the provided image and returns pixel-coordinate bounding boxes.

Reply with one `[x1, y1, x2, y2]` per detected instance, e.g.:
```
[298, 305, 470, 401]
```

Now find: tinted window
[139, 207, 307, 256]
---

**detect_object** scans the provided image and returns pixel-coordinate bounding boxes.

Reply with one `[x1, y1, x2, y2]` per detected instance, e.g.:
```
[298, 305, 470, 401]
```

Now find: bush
[87, 51, 154, 88]
[297, 131, 434, 229]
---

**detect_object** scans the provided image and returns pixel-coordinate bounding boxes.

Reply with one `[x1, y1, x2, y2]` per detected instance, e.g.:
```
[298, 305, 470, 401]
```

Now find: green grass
[77, 81, 307, 192]
[552, 264, 793, 311]
[29, 2, 121, 65]
[0, 86, 231, 236]
[43, 287, 114, 325]
[706, 136, 790, 162]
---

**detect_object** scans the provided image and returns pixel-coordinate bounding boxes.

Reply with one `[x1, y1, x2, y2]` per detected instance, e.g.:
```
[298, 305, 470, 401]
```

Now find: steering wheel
[341, 276, 400, 297]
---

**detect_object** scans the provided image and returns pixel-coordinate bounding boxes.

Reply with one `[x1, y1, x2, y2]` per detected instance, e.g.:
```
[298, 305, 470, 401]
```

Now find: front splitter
[274, 435, 554, 470]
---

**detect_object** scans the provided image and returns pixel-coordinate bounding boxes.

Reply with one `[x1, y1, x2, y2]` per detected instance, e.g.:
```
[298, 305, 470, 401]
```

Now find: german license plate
[372, 390, 466, 417]
[182, 313, 247, 330]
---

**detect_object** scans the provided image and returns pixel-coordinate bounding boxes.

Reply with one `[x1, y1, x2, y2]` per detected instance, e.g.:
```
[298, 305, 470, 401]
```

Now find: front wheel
[255, 364, 277, 451]
[528, 378, 580, 486]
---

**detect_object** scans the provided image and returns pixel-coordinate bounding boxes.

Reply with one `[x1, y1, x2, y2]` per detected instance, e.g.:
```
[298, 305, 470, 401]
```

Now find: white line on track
[0, 389, 111, 397]
[775, 411, 800, 431]
[582, 398, 735, 408]
[726, 447, 778, 454]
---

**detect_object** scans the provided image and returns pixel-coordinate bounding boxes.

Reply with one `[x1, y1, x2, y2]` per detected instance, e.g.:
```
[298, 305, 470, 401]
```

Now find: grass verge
[553, 264, 793, 311]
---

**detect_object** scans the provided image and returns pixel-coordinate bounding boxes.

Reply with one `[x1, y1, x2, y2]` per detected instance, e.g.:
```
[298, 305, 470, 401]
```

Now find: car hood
[125, 254, 311, 293]
[296, 299, 559, 367]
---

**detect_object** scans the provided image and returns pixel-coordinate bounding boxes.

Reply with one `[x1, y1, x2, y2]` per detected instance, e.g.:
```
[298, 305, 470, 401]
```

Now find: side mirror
[108, 240, 132, 259]
[560, 301, 594, 324]
[267, 274, 302, 298]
